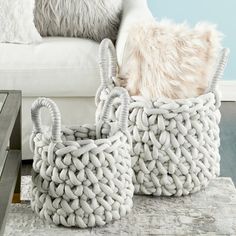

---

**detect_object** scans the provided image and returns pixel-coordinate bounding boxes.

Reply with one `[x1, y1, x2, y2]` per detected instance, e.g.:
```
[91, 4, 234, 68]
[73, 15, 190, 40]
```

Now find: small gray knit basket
[30, 87, 134, 228]
[96, 39, 230, 196]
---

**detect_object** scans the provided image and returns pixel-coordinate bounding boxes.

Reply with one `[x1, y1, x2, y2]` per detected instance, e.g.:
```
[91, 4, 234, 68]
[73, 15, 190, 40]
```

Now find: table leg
[12, 168, 21, 203]
[10, 108, 21, 203]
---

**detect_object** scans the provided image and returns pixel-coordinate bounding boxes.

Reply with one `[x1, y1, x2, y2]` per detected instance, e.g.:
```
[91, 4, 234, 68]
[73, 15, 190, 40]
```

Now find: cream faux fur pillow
[118, 20, 222, 99]
[34, 0, 122, 42]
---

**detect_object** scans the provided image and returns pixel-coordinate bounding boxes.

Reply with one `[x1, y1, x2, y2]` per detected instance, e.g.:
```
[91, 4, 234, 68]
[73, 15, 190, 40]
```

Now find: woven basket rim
[35, 125, 127, 149]
[104, 90, 219, 115]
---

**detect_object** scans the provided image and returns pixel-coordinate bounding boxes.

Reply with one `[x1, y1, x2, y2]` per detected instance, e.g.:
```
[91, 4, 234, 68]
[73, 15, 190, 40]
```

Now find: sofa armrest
[116, 0, 154, 67]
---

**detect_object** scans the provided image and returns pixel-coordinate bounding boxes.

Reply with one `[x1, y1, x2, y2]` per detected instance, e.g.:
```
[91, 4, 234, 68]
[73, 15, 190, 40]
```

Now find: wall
[147, 0, 235, 80]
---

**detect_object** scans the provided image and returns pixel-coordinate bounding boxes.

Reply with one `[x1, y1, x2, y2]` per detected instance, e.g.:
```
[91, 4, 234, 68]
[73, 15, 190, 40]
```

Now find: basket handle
[95, 38, 117, 106]
[96, 87, 130, 137]
[31, 97, 62, 142]
[207, 48, 230, 93]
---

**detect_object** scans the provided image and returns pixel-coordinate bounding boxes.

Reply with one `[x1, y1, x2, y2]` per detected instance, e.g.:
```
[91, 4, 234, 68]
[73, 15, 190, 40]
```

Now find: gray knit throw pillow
[34, 0, 122, 42]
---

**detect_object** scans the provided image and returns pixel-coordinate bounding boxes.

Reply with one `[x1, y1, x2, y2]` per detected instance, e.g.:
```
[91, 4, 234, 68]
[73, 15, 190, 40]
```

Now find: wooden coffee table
[0, 90, 21, 235]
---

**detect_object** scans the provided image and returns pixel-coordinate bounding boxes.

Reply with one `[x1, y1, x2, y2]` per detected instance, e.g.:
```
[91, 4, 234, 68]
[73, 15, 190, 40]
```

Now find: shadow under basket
[96, 38, 230, 196]
[30, 88, 134, 228]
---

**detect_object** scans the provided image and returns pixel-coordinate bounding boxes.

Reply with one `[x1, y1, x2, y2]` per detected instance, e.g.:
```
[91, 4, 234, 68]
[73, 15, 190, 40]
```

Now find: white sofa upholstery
[0, 37, 100, 97]
[116, 0, 154, 66]
[0, 0, 153, 160]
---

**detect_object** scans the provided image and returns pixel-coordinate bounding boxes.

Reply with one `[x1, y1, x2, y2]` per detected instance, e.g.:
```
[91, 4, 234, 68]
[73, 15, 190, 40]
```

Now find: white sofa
[0, 0, 153, 160]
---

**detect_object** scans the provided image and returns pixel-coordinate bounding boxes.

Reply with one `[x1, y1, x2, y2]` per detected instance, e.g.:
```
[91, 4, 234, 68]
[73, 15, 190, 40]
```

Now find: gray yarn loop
[30, 88, 134, 228]
[207, 48, 230, 93]
[97, 87, 130, 133]
[31, 97, 62, 142]
[96, 39, 118, 106]
[96, 38, 230, 196]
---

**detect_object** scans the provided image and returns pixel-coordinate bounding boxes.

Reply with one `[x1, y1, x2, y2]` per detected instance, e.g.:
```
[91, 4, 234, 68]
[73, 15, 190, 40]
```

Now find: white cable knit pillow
[0, 0, 42, 44]
[34, 0, 122, 42]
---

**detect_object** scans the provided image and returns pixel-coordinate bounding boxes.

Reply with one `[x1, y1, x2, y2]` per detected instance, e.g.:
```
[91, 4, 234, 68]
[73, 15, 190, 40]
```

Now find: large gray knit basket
[96, 39, 230, 197]
[30, 87, 134, 228]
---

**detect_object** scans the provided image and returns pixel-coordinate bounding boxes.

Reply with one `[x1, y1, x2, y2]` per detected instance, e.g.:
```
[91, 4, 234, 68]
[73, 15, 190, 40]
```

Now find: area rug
[4, 176, 236, 236]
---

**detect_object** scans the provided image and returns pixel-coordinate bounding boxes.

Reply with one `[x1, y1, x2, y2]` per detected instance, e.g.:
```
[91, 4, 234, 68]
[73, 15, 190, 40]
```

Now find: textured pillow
[118, 20, 222, 99]
[0, 0, 42, 44]
[34, 0, 122, 42]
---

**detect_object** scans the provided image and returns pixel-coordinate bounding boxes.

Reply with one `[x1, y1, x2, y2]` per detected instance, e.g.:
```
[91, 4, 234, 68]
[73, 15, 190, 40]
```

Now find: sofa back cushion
[34, 0, 122, 42]
[116, 0, 153, 66]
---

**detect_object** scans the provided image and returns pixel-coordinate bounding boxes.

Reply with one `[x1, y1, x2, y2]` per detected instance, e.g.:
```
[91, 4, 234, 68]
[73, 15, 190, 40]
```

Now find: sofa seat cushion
[0, 37, 100, 97]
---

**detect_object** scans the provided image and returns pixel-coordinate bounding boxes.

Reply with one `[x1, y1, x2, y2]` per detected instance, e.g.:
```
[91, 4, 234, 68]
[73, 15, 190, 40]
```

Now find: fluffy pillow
[0, 0, 42, 44]
[118, 20, 222, 99]
[34, 0, 122, 42]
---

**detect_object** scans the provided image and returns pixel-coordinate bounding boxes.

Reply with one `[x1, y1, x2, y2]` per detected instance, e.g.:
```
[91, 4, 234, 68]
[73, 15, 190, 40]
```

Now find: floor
[22, 102, 236, 184]
[5, 177, 236, 235]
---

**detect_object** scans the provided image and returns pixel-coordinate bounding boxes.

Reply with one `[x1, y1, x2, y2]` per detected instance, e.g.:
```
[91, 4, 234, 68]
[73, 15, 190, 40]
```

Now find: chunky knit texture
[96, 39, 229, 196]
[30, 88, 134, 228]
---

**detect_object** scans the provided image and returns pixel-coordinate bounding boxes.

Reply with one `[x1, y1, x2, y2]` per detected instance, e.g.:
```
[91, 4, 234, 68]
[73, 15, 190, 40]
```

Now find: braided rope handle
[207, 48, 230, 93]
[31, 97, 62, 142]
[95, 38, 117, 106]
[96, 87, 130, 138]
